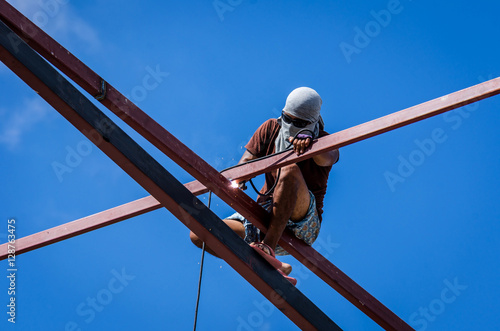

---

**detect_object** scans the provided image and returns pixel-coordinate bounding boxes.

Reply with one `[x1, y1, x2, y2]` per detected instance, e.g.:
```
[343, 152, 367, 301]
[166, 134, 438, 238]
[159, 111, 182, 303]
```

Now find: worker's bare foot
[250, 242, 282, 268]
[250, 242, 297, 285]
[251, 242, 292, 275]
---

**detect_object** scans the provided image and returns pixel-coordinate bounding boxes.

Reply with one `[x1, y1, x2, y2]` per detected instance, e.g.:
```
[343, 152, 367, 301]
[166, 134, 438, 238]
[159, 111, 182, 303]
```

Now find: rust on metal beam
[0, 196, 160, 258]
[0, 196, 406, 331]
[1, 0, 498, 186]
[0, 178, 203, 259]
[0, 0, 242, 199]
[3, 2, 498, 329]
[222, 76, 500, 182]
[0, 4, 411, 330]
[0, 22, 341, 330]
[4, 68, 497, 303]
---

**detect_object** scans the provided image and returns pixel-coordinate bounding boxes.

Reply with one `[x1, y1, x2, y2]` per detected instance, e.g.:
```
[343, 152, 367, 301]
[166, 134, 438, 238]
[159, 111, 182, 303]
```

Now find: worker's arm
[238, 149, 258, 165]
[288, 136, 339, 167]
[232, 150, 258, 189]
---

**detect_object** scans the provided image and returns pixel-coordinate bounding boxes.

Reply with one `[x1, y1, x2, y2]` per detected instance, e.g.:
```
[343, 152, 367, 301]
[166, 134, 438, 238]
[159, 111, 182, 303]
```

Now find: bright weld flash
[231, 180, 239, 188]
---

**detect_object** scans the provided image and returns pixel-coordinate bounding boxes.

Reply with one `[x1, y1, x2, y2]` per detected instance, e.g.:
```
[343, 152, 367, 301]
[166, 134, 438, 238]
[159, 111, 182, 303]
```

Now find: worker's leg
[189, 219, 245, 258]
[189, 217, 293, 275]
[262, 164, 310, 251]
[274, 190, 321, 256]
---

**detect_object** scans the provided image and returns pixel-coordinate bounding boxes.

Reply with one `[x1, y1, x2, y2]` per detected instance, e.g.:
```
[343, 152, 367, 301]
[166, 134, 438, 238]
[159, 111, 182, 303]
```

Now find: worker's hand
[238, 180, 247, 190]
[288, 135, 312, 155]
[231, 179, 247, 190]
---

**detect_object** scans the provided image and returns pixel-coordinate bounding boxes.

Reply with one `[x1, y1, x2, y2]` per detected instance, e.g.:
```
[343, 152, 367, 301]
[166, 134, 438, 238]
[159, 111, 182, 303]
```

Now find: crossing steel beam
[0, 3, 417, 330]
[3, 1, 499, 329]
[0, 20, 342, 331]
[3, 73, 499, 261]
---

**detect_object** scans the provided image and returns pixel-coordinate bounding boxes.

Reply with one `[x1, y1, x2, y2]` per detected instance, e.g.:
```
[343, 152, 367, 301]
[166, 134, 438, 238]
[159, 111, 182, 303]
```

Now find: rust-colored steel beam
[1, 0, 498, 187]
[0, 22, 341, 330]
[2, 3, 499, 330]
[0, 0, 239, 199]
[0, 3, 415, 330]
[4, 75, 499, 265]
[0, 196, 160, 257]
[222, 77, 500, 182]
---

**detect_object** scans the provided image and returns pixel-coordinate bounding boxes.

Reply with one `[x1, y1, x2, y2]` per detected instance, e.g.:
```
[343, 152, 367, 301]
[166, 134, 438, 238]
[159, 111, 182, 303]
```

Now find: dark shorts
[226, 191, 321, 256]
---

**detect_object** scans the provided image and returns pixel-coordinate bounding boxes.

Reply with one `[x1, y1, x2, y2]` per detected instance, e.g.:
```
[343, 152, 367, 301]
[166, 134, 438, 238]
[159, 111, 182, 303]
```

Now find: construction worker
[190, 87, 339, 284]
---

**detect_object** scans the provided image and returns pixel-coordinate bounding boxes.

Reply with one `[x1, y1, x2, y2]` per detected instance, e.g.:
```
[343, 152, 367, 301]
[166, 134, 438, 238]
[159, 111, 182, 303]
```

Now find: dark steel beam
[0, 3, 414, 330]
[1, 0, 498, 186]
[7, 69, 500, 258]
[3, 77, 498, 330]
[0, 0, 243, 199]
[0, 21, 341, 331]
[4, 2, 499, 329]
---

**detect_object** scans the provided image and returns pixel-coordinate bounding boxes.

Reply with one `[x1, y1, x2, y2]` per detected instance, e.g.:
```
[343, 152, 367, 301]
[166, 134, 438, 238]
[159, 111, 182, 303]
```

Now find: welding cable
[192, 129, 314, 330]
[192, 191, 211, 331]
[222, 128, 315, 197]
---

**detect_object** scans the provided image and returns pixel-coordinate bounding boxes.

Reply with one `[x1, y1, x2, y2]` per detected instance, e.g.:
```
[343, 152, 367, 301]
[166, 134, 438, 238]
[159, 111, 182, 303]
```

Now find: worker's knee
[279, 164, 303, 184]
[278, 164, 306, 187]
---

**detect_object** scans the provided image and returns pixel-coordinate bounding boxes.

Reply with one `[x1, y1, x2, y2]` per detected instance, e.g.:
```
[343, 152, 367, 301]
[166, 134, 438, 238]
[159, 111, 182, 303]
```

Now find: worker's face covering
[275, 87, 324, 153]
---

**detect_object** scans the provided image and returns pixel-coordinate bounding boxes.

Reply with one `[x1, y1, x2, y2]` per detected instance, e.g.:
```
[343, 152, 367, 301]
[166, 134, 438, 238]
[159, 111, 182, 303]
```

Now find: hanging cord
[193, 191, 212, 331]
[192, 128, 314, 329]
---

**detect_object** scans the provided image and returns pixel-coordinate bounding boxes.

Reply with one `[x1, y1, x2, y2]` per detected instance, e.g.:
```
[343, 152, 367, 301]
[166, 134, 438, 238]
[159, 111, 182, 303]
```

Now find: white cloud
[1, 2, 101, 148]
[6, 0, 31, 14]
[53, 11, 101, 53]
[0, 97, 52, 149]
[6, 0, 101, 52]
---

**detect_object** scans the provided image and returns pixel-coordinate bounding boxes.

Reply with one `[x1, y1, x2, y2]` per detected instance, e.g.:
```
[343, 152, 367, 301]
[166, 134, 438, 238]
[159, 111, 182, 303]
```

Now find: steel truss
[1, 1, 499, 329]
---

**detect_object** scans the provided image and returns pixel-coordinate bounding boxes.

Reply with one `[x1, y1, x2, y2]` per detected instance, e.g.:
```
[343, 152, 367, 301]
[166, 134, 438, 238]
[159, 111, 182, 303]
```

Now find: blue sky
[1, 0, 499, 330]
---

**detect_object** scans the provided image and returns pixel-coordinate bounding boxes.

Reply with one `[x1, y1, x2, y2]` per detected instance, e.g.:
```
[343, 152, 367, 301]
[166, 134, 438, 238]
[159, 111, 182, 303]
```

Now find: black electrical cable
[239, 128, 315, 197]
[192, 191, 211, 331]
[216, 129, 315, 174]
[192, 128, 314, 330]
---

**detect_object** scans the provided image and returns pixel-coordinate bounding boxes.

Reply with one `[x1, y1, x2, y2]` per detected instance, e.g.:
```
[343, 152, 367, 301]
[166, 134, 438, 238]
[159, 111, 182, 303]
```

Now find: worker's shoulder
[263, 118, 279, 126]
[258, 118, 280, 131]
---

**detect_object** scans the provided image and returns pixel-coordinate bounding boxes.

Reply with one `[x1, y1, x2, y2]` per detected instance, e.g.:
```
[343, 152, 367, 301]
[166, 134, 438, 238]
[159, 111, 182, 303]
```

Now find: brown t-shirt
[245, 118, 333, 222]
